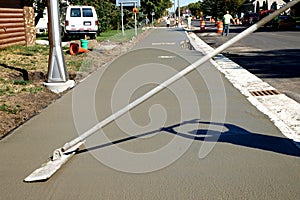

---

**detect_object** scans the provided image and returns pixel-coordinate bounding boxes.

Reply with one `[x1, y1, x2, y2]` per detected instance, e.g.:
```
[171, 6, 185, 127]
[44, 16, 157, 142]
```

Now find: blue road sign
[116, 0, 141, 7]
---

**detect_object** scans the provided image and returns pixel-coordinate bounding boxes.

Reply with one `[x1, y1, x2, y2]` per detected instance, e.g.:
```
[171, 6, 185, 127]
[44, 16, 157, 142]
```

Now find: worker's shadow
[77, 119, 300, 157]
[162, 119, 300, 157]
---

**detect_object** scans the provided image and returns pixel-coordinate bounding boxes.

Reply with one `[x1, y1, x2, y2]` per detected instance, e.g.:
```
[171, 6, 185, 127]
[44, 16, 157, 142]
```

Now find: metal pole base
[44, 80, 75, 93]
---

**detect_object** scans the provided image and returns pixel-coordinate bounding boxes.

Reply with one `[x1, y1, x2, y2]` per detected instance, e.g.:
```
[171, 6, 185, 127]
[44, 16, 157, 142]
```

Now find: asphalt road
[0, 28, 299, 199]
[192, 20, 300, 103]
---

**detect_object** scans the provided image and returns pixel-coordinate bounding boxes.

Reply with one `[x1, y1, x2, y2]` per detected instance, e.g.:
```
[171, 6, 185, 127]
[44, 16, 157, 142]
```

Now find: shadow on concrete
[77, 119, 300, 157]
[163, 119, 300, 157]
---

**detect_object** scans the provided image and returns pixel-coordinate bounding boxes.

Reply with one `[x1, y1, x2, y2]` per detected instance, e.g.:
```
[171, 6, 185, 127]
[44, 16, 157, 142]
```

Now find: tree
[237, 0, 255, 14]
[141, 0, 172, 19]
[201, 0, 223, 19]
[33, 0, 172, 33]
[201, 0, 245, 19]
[29, 0, 47, 26]
[188, 1, 202, 17]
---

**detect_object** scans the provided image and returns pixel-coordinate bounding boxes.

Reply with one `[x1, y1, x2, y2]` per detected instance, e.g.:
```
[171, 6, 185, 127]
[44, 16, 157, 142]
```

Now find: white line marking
[152, 42, 176, 46]
[158, 56, 176, 59]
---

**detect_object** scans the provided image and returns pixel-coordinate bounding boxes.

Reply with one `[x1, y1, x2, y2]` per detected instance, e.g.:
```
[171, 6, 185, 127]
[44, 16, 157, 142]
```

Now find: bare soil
[0, 30, 150, 139]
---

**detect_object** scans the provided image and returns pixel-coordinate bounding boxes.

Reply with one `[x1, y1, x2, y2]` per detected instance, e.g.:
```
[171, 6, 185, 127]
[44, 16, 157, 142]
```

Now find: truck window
[71, 8, 81, 17]
[83, 8, 93, 17]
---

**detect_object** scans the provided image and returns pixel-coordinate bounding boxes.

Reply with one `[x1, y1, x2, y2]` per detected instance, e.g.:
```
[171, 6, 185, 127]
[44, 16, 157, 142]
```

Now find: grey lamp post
[177, 0, 181, 27]
[44, 0, 75, 93]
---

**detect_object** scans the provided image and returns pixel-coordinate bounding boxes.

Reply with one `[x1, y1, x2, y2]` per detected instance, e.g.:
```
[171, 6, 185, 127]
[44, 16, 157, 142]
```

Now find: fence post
[23, 6, 36, 46]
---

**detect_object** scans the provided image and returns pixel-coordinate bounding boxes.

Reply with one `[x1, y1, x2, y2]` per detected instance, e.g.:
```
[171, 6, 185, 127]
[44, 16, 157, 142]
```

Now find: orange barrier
[200, 20, 205, 31]
[69, 43, 89, 55]
[217, 21, 223, 34]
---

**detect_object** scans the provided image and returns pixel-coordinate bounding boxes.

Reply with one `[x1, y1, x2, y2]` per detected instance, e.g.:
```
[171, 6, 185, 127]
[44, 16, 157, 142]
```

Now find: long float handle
[61, 0, 300, 152]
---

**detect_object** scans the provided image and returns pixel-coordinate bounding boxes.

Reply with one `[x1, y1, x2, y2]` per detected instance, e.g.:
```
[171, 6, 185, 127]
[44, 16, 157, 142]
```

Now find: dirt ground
[0, 30, 150, 139]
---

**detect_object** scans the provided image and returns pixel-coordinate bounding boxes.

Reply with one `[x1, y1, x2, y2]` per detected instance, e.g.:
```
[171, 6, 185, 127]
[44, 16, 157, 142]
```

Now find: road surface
[193, 20, 300, 103]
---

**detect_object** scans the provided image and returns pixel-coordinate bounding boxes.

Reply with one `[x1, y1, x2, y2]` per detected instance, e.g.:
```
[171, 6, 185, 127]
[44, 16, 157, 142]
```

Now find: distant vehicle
[35, 8, 48, 34]
[259, 10, 276, 27]
[274, 15, 296, 29]
[259, 10, 275, 19]
[61, 6, 98, 39]
[241, 12, 259, 25]
[259, 10, 296, 30]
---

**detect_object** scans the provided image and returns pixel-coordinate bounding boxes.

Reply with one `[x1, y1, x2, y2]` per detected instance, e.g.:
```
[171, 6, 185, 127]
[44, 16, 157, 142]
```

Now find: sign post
[177, 0, 181, 28]
[134, 2, 137, 36]
[151, 11, 155, 27]
[116, 0, 140, 37]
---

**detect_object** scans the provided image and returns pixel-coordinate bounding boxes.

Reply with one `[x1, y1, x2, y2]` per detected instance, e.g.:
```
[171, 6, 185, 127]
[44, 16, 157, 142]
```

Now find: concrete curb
[186, 31, 300, 149]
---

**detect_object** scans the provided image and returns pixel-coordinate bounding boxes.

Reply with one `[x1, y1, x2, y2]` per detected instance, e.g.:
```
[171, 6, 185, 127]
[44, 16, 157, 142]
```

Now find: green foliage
[187, 1, 202, 17]
[0, 87, 11, 96]
[13, 80, 30, 86]
[34, 0, 172, 33]
[66, 60, 83, 71]
[97, 28, 143, 42]
[239, 0, 255, 13]
[34, 0, 47, 25]
[141, 0, 172, 18]
[7, 44, 49, 56]
[0, 104, 20, 114]
[28, 87, 43, 94]
[201, 0, 245, 19]
[68, 0, 172, 32]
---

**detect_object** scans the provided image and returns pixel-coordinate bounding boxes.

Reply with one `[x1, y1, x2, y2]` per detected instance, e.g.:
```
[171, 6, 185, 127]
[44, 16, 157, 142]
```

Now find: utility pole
[134, 2, 137, 36]
[177, 0, 181, 27]
[44, 0, 75, 93]
[121, 3, 124, 36]
[173, 0, 176, 20]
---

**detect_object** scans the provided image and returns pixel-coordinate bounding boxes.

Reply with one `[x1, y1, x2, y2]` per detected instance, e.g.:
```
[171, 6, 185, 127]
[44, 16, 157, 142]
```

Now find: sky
[179, 0, 199, 7]
[169, 0, 200, 12]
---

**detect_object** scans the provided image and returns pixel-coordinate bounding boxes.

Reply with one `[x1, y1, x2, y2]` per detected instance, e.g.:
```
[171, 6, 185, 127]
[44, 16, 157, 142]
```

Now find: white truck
[61, 5, 98, 39]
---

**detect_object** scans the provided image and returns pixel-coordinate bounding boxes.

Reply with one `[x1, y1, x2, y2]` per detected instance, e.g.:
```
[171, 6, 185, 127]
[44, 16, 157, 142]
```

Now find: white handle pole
[62, 0, 300, 152]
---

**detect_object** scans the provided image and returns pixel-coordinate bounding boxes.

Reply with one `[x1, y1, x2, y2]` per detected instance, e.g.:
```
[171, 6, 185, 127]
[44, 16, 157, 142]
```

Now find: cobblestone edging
[186, 32, 300, 148]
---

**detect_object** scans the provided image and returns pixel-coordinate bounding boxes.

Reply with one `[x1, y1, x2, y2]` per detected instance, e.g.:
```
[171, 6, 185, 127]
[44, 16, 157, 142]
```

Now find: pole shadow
[76, 119, 300, 157]
[162, 119, 300, 157]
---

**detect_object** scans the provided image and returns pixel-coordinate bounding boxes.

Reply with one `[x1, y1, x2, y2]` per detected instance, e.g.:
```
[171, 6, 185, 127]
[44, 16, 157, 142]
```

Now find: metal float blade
[24, 141, 84, 182]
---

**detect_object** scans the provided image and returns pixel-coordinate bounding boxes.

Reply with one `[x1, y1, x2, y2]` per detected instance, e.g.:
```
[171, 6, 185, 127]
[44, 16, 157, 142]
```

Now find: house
[252, 0, 287, 12]
[0, 0, 36, 49]
[182, 9, 192, 18]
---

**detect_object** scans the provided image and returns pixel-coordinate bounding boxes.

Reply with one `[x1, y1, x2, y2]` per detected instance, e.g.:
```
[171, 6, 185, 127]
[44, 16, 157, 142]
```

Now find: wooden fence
[0, 0, 36, 49]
